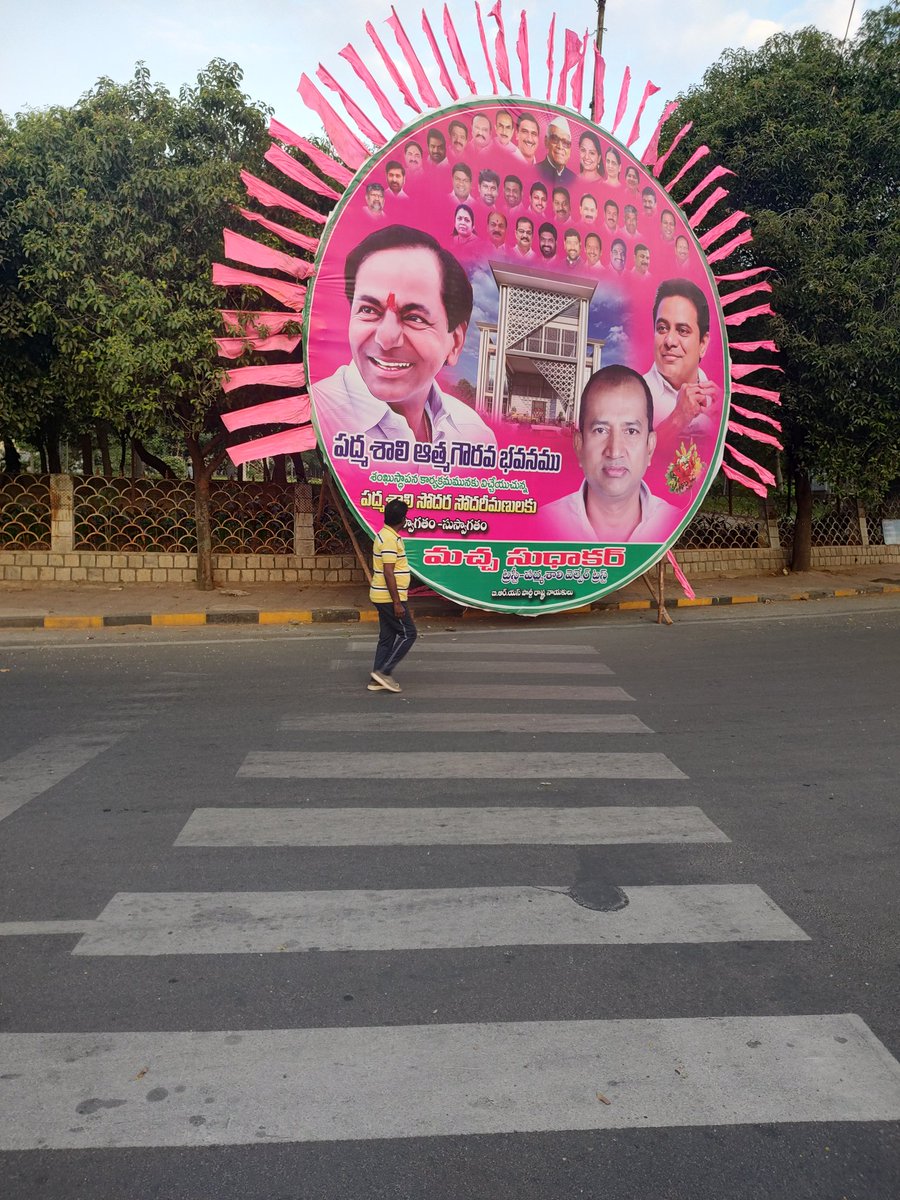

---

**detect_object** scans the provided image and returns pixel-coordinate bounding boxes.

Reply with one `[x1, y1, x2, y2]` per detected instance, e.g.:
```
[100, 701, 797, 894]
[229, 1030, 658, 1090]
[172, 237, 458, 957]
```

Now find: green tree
[0, 60, 314, 585]
[666, 2, 900, 567]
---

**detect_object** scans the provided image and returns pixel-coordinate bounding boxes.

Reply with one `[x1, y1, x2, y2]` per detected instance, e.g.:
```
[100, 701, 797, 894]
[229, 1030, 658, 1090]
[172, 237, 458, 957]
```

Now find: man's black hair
[538, 222, 557, 240]
[428, 129, 446, 143]
[585, 232, 601, 248]
[578, 364, 654, 433]
[504, 174, 523, 189]
[479, 168, 501, 187]
[452, 162, 472, 180]
[564, 228, 581, 243]
[344, 225, 474, 333]
[515, 215, 534, 231]
[652, 277, 710, 340]
[385, 160, 404, 174]
[448, 119, 468, 136]
[384, 499, 409, 527]
[530, 181, 548, 196]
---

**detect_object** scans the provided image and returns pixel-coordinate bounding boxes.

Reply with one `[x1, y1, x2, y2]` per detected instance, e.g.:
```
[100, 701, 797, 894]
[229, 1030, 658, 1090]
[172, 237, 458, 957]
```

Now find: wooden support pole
[324, 471, 372, 584]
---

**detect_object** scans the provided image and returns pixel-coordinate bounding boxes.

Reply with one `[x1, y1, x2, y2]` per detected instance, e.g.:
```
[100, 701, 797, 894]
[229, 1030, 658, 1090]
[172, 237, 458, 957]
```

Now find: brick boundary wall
[1, 545, 897, 587]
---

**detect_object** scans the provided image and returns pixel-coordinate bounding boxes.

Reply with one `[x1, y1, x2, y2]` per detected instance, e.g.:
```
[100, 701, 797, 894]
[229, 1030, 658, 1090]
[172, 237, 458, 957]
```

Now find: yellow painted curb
[151, 613, 206, 627]
[833, 588, 858, 597]
[730, 595, 759, 604]
[44, 615, 103, 630]
[618, 600, 651, 610]
[259, 611, 313, 624]
[357, 610, 379, 622]
[677, 597, 713, 607]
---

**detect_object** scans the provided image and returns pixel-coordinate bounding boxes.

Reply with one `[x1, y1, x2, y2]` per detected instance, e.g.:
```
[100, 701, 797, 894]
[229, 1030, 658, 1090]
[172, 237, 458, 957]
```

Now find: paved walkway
[1, 563, 898, 629]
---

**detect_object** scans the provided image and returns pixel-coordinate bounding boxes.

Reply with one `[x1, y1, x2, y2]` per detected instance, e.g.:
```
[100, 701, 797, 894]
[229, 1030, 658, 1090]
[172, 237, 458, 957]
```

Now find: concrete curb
[2, 584, 898, 630]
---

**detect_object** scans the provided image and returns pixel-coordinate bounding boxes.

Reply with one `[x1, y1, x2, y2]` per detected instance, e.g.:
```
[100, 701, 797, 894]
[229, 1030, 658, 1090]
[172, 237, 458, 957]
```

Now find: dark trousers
[372, 601, 417, 675]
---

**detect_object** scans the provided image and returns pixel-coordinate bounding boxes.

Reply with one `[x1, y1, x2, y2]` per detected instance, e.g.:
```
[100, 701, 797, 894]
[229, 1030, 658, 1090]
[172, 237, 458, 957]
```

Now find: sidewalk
[1, 563, 898, 629]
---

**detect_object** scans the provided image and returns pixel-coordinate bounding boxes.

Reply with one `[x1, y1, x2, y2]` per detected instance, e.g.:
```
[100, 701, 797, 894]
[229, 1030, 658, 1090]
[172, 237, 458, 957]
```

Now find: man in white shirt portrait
[312, 225, 495, 449]
[643, 278, 719, 458]
[540, 365, 678, 542]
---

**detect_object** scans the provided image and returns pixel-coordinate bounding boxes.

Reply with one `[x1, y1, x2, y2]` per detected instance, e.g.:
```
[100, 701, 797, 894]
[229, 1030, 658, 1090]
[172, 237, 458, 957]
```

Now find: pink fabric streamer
[264, 144, 341, 201]
[213, 264, 307, 311]
[612, 66, 631, 134]
[223, 230, 314, 280]
[236, 207, 319, 254]
[641, 99, 677, 167]
[592, 44, 606, 124]
[316, 63, 387, 146]
[721, 461, 768, 498]
[387, 7, 440, 108]
[720, 281, 773, 307]
[723, 301, 773, 326]
[698, 210, 748, 250]
[557, 29, 581, 106]
[227, 425, 318, 467]
[443, 5, 478, 94]
[732, 382, 782, 404]
[687, 186, 729, 229]
[626, 78, 660, 147]
[682, 164, 734, 208]
[706, 229, 754, 264]
[545, 14, 555, 101]
[221, 362, 307, 394]
[421, 10, 459, 100]
[665, 551, 695, 599]
[338, 43, 404, 132]
[365, 21, 421, 112]
[571, 30, 590, 111]
[220, 311, 301, 335]
[297, 75, 368, 170]
[240, 171, 327, 226]
[267, 121, 353, 185]
[222, 394, 311, 430]
[216, 334, 301, 360]
[729, 340, 778, 353]
[727, 419, 783, 450]
[487, 2, 513, 91]
[730, 362, 782, 379]
[516, 10, 531, 97]
[715, 266, 773, 283]
[725, 443, 776, 487]
[667, 144, 709, 190]
[731, 404, 782, 430]
[653, 120, 692, 176]
[475, 2, 499, 94]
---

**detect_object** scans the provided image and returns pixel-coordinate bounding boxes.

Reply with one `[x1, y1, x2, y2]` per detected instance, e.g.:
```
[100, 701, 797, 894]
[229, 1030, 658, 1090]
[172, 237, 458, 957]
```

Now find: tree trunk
[95, 423, 112, 477]
[132, 438, 176, 479]
[2, 437, 22, 474]
[192, 464, 215, 590]
[79, 434, 93, 476]
[290, 452, 307, 484]
[791, 469, 813, 571]
[271, 454, 287, 484]
[42, 418, 62, 473]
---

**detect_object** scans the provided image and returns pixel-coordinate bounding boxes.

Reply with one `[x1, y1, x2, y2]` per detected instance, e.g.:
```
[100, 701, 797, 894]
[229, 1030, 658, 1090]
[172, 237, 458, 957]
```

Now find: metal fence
[0, 474, 52, 549]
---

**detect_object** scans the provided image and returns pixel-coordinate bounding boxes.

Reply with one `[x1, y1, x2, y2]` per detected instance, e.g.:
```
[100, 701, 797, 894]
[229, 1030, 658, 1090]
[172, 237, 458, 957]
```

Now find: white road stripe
[237, 751, 684, 780]
[332, 658, 613, 676]
[278, 713, 653, 734]
[175, 806, 727, 847]
[0, 732, 125, 823]
[0, 920, 94, 937]
[4, 1014, 899, 1148]
[348, 640, 599, 655]
[71, 885, 808, 955]
[395, 684, 634, 701]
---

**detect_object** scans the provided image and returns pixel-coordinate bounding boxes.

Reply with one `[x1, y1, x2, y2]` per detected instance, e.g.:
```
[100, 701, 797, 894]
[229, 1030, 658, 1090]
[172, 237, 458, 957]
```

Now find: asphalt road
[1, 599, 898, 1199]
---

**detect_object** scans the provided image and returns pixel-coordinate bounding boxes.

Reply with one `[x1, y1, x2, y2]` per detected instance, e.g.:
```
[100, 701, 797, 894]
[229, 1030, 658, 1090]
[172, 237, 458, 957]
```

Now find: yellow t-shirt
[369, 525, 411, 604]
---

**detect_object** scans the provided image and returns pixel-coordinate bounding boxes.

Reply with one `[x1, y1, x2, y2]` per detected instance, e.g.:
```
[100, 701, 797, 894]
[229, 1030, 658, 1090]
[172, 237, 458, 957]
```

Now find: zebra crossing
[3, 634, 900, 1162]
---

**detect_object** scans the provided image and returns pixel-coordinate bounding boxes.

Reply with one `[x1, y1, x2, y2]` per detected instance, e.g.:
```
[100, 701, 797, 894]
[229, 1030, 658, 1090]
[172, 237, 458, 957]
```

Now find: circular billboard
[305, 100, 730, 614]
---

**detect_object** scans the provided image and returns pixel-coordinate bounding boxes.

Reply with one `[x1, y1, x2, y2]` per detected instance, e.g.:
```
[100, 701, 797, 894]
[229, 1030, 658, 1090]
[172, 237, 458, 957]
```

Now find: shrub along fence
[0, 473, 897, 586]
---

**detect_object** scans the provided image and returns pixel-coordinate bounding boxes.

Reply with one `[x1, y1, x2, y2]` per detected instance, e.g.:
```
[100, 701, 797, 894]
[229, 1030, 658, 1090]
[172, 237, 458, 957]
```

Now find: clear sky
[2, 0, 868, 139]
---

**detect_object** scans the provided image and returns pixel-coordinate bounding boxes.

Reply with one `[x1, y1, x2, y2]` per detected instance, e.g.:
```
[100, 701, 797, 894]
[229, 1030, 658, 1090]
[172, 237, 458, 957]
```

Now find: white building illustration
[474, 261, 605, 428]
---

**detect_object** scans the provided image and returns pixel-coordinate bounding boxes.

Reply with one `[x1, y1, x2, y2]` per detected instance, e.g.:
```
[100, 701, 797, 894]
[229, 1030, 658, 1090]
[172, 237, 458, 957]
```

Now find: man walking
[369, 499, 417, 694]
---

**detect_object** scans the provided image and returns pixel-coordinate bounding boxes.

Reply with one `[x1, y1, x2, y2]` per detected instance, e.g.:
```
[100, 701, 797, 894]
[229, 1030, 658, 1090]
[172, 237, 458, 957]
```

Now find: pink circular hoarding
[305, 100, 729, 613]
